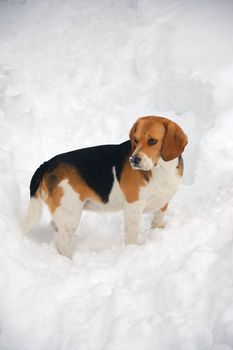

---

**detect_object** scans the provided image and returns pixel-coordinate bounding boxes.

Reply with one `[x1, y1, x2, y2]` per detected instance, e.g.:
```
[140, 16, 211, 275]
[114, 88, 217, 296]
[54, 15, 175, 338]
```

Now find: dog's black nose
[129, 155, 141, 165]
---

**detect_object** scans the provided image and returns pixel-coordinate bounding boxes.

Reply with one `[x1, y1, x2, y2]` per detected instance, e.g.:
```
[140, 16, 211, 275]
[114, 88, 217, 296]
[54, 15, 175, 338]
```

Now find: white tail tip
[21, 197, 42, 234]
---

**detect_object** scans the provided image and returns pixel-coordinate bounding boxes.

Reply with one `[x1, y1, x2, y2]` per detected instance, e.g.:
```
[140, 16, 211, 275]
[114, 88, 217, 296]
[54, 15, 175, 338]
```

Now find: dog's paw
[151, 220, 165, 229]
[57, 245, 73, 259]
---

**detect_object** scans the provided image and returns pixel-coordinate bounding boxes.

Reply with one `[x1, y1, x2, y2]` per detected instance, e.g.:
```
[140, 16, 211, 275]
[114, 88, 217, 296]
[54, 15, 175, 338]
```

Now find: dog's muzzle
[129, 155, 141, 168]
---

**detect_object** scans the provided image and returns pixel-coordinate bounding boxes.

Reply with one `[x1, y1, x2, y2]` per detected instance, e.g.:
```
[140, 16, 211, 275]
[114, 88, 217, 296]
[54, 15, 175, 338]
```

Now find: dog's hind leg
[124, 202, 144, 244]
[52, 180, 83, 258]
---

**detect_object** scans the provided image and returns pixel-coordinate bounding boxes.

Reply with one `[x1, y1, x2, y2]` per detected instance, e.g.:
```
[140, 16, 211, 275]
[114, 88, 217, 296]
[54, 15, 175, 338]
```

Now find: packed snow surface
[0, 0, 233, 349]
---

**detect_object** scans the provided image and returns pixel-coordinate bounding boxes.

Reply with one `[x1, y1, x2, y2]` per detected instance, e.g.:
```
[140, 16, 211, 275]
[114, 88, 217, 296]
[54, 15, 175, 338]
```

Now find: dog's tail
[22, 162, 49, 234]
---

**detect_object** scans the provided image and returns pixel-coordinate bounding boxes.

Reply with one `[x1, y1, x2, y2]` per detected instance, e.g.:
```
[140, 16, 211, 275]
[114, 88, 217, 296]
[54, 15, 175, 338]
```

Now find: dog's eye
[134, 138, 138, 144]
[148, 138, 158, 145]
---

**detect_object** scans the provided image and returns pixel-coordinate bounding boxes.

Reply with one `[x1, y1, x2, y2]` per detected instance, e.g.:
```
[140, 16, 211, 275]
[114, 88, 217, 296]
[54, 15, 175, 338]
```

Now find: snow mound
[0, 1, 233, 349]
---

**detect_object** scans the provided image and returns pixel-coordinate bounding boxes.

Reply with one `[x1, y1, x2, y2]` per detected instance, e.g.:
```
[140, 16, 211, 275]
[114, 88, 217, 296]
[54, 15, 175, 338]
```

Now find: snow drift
[0, 0, 233, 349]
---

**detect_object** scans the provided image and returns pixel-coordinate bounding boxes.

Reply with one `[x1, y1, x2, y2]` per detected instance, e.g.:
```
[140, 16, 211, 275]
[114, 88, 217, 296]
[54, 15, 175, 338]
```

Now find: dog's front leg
[151, 202, 169, 229]
[123, 202, 144, 244]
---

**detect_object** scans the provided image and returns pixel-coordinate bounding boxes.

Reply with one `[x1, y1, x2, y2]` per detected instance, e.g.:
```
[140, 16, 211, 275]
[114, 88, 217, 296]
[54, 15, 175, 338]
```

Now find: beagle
[22, 116, 188, 257]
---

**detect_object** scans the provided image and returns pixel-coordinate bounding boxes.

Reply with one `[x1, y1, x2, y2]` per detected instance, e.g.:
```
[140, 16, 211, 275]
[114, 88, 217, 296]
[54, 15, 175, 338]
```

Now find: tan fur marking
[40, 164, 101, 213]
[41, 178, 64, 213]
[120, 159, 150, 202]
[34, 189, 40, 198]
[70, 173, 101, 203]
[160, 203, 168, 212]
[177, 156, 184, 176]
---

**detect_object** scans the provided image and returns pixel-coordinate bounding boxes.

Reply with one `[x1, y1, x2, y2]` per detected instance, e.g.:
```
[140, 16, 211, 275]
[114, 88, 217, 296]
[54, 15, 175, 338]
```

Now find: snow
[0, 0, 233, 349]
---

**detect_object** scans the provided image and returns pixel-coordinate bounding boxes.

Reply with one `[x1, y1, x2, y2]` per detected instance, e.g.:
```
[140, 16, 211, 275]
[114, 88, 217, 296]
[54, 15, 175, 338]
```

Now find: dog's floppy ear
[161, 120, 188, 161]
[129, 120, 138, 150]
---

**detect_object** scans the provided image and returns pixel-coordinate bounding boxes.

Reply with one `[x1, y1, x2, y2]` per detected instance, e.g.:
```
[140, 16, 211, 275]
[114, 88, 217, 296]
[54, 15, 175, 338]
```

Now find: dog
[22, 116, 188, 257]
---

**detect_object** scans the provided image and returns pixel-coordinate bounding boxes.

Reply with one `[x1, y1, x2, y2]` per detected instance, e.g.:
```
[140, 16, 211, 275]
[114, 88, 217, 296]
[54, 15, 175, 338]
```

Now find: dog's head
[129, 116, 188, 171]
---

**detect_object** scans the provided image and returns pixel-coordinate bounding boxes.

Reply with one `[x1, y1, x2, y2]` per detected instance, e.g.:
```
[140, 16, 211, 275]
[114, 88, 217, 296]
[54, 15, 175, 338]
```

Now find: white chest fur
[84, 158, 181, 212]
[141, 157, 181, 213]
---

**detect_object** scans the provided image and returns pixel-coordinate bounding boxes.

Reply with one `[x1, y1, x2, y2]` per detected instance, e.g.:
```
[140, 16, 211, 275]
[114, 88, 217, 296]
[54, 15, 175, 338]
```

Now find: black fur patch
[31, 141, 132, 203]
[30, 161, 49, 197]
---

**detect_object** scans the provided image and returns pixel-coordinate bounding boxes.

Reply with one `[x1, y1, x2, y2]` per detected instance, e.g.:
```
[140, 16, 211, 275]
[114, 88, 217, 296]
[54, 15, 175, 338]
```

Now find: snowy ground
[0, 0, 233, 349]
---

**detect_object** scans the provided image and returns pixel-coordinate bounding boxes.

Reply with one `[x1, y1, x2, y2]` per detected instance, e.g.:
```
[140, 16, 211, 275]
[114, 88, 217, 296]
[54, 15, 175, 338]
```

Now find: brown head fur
[129, 116, 188, 168]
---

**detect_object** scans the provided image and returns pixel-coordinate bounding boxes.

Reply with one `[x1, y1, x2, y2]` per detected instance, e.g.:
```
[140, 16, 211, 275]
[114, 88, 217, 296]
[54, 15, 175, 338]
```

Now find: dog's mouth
[129, 162, 156, 171]
[131, 163, 141, 170]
